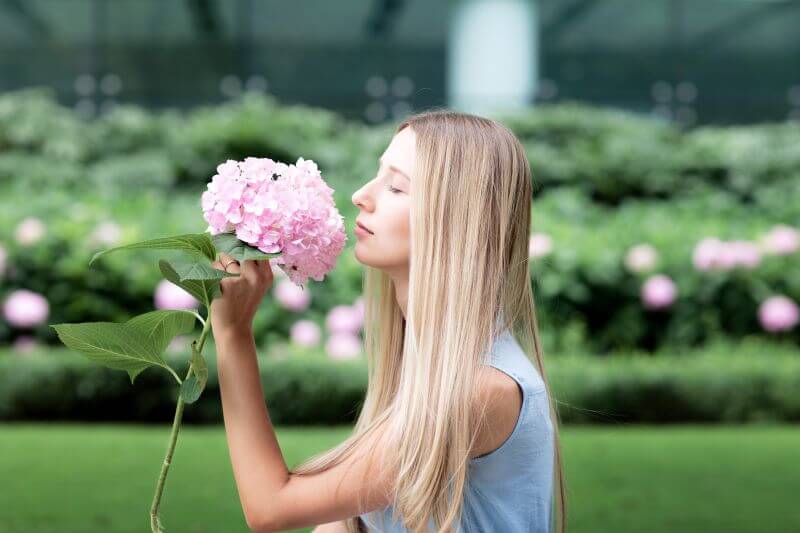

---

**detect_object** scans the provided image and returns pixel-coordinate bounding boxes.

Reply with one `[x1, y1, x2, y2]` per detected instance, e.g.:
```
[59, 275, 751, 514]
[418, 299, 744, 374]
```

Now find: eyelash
[388, 185, 402, 194]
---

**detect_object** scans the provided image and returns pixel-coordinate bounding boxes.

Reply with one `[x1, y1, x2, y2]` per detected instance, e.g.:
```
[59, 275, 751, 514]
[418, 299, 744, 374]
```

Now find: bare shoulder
[469, 366, 524, 460]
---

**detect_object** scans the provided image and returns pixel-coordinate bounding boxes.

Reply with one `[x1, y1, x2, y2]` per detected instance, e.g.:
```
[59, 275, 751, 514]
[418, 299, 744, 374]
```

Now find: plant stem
[150, 316, 213, 532]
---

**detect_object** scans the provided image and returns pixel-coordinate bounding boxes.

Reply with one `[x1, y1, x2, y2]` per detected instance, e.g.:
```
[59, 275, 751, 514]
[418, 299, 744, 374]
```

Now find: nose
[351, 184, 373, 211]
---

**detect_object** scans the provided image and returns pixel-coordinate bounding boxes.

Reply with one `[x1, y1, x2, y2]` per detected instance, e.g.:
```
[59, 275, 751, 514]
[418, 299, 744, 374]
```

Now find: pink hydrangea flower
[325, 305, 363, 335]
[758, 296, 799, 333]
[15, 217, 46, 246]
[624, 243, 658, 273]
[693, 237, 761, 271]
[760, 225, 799, 256]
[528, 232, 552, 259]
[154, 280, 200, 310]
[201, 156, 347, 286]
[2, 289, 50, 328]
[290, 319, 322, 347]
[91, 221, 123, 246]
[274, 278, 311, 312]
[166, 335, 191, 353]
[641, 274, 677, 310]
[352, 296, 365, 322]
[325, 332, 362, 360]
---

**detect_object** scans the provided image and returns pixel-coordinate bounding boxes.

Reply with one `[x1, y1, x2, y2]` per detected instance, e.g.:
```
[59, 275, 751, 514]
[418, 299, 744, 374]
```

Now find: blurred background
[0, 1, 798, 532]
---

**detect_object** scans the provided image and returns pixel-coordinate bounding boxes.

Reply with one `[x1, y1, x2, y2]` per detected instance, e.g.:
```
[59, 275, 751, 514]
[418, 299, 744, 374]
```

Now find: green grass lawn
[0, 424, 797, 533]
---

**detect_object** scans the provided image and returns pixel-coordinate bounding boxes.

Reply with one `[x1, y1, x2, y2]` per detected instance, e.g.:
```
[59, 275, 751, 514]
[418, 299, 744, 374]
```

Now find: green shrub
[1, 340, 797, 424]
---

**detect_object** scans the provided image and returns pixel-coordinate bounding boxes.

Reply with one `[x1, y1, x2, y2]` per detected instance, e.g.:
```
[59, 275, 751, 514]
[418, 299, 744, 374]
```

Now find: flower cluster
[201, 157, 347, 285]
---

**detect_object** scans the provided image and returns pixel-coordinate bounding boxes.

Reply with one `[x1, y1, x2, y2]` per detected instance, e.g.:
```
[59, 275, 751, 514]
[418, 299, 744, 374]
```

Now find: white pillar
[447, 0, 538, 116]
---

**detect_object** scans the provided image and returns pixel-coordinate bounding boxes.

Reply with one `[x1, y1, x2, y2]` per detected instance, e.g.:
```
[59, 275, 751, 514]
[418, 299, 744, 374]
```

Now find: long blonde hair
[289, 109, 567, 533]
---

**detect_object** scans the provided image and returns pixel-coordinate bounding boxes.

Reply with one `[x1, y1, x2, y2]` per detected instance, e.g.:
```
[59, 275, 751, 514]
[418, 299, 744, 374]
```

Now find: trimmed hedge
[2, 340, 798, 424]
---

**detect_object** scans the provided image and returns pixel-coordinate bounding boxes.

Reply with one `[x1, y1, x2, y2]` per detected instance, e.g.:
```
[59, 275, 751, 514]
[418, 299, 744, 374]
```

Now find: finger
[218, 253, 241, 274]
[240, 258, 262, 283]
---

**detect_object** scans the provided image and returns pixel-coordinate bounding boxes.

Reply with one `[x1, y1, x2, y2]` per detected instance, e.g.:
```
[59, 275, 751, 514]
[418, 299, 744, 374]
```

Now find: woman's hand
[209, 253, 275, 336]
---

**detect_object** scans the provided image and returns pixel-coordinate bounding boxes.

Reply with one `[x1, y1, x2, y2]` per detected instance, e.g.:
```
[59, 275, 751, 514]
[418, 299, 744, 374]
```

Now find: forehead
[381, 127, 416, 166]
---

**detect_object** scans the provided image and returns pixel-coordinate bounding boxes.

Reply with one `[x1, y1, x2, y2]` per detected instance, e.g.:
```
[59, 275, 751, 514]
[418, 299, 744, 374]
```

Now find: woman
[210, 109, 566, 532]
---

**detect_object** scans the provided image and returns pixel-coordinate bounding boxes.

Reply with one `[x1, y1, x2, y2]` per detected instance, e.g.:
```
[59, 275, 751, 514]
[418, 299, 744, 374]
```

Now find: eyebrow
[379, 156, 410, 180]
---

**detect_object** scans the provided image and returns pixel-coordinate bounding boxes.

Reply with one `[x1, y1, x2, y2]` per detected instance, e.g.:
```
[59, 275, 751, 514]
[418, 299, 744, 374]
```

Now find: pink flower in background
[692, 237, 723, 271]
[2, 289, 50, 327]
[693, 237, 761, 271]
[201, 156, 347, 286]
[624, 243, 658, 273]
[91, 221, 123, 246]
[724, 240, 761, 269]
[326, 304, 363, 335]
[167, 335, 191, 353]
[760, 225, 799, 256]
[352, 296, 365, 322]
[641, 274, 677, 310]
[290, 320, 322, 347]
[325, 332, 362, 360]
[758, 296, 799, 333]
[15, 217, 46, 246]
[13, 335, 38, 354]
[528, 232, 552, 259]
[273, 278, 311, 312]
[0, 243, 6, 278]
[154, 280, 200, 310]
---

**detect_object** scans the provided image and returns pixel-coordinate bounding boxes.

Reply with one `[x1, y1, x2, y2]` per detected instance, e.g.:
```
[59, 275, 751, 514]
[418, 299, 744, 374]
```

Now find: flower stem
[149, 316, 213, 532]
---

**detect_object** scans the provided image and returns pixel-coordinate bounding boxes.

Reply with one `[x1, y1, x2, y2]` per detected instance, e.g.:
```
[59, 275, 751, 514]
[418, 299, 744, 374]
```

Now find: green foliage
[2, 340, 799, 424]
[89, 232, 218, 265]
[49, 307, 198, 385]
[180, 340, 208, 405]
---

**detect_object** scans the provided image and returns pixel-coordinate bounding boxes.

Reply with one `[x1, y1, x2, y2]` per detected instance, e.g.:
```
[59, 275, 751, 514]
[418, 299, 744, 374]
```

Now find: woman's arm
[216, 327, 396, 533]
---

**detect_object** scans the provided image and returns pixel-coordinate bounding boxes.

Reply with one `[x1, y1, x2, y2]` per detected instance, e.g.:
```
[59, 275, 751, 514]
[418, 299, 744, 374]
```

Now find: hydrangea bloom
[325, 304, 363, 335]
[290, 319, 322, 347]
[624, 243, 658, 273]
[641, 274, 677, 310]
[758, 296, 799, 333]
[2, 289, 50, 328]
[154, 280, 200, 310]
[274, 278, 312, 311]
[528, 232, 552, 259]
[760, 225, 799, 256]
[325, 332, 362, 360]
[15, 217, 46, 246]
[201, 157, 347, 285]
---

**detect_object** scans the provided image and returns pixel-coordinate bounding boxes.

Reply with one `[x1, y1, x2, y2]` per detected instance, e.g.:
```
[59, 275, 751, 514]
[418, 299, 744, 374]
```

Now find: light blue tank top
[358, 327, 555, 532]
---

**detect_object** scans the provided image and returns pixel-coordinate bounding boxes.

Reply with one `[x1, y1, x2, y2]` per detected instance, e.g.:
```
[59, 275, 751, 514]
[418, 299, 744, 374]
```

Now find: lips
[356, 220, 373, 234]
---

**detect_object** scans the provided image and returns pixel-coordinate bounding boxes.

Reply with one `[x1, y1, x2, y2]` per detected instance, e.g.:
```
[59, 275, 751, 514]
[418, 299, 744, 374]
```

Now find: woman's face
[351, 127, 415, 273]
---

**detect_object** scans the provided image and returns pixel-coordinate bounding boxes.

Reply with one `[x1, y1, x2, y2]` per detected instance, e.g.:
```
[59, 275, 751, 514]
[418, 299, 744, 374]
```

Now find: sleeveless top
[358, 327, 555, 532]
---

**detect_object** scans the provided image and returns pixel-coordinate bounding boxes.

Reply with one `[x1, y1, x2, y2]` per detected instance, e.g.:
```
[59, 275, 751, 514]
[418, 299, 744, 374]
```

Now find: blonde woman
[210, 110, 566, 532]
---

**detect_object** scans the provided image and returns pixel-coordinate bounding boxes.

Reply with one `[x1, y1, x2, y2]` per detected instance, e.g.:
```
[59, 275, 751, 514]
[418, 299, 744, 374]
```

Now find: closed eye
[388, 185, 403, 194]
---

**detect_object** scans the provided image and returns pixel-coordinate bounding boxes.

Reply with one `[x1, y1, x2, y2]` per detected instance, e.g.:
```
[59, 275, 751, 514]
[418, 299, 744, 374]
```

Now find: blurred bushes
[2, 339, 798, 424]
[0, 88, 798, 352]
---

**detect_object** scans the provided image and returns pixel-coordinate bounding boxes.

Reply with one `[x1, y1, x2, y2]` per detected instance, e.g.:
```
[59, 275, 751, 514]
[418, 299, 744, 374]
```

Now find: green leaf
[126, 309, 198, 354]
[168, 259, 239, 282]
[180, 340, 208, 404]
[89, 233, 216, 266]
[211, 232, 281, 262]
[50, 322, 173, 385]
[159, 259, 221, 308]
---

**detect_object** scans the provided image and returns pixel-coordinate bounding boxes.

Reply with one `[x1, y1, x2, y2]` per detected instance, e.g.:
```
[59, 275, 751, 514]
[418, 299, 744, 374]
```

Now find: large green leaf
[168, 259, 239, 282]
[89, 233, 216, 266]
[211, 232, 281, 262]
[159, 259, 221, 308]
[180, 340, 208, 404]
[50, 322, 172, 385]
[126, 309, 198, 354]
